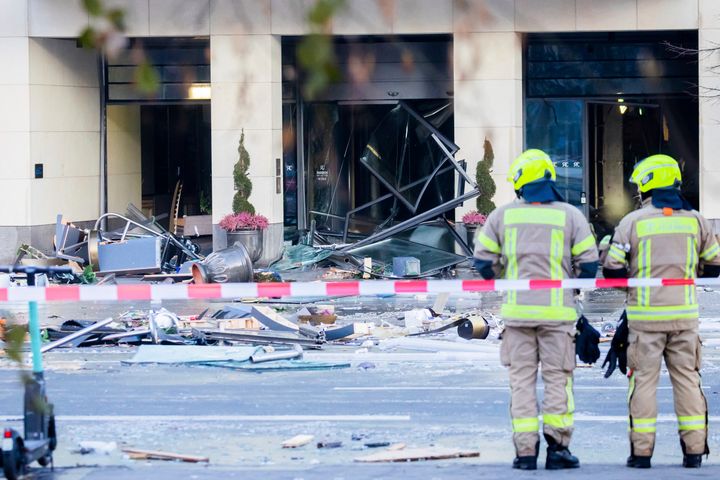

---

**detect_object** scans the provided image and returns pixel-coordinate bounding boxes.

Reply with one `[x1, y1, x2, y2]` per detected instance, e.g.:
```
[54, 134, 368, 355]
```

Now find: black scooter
[1, 266, 69, 480]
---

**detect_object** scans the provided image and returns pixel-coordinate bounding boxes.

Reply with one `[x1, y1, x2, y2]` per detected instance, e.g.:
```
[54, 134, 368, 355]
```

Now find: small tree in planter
[219, 212, 269, 263]
[465, 139, 496, 251]
[224, 131, 265, 262]
[476, 138, 496, 215]
[232, 130, 255, 214]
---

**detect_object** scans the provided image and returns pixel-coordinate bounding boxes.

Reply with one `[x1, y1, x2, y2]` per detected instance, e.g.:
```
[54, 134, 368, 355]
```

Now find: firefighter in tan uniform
[474, 149, 599, 470]
[603, 154, 720, 469]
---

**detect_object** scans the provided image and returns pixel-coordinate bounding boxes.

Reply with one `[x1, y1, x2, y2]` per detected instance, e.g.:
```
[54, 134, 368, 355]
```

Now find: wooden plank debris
[217, 317, 263, 331]
[354, 447, 480, 463]
[282, 435, 314, 448]
[386, 443, 406, 451]
[121, 448, 209, 463]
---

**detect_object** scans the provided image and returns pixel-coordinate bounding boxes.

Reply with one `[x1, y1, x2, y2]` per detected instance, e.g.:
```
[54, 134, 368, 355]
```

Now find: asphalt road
[2, 288, 720, 478]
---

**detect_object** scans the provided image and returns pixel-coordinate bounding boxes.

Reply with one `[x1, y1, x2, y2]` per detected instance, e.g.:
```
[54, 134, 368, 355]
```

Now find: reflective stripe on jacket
[474, 200, 599, 326]
[603, 199, 720, 331]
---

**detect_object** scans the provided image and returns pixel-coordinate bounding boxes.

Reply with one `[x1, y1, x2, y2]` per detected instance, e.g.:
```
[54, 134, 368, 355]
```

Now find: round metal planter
[465, 224, 478, 253]
[191, 242, 253, 284]
[227, 229, 264, 263]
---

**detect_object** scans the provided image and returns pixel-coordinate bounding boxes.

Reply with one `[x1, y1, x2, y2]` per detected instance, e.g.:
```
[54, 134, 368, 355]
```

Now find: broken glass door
[303, 100, 461, 241]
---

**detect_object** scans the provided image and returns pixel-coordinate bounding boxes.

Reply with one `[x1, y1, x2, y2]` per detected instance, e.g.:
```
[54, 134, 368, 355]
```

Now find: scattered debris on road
[354, 447, 480, 463]
[122, 448, 209, 463]
[282, 435, 315, 449]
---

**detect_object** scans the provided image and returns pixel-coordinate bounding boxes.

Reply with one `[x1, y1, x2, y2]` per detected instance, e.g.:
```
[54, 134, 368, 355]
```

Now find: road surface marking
[334, 386, 697, 391]
[0, 414, 411, 423]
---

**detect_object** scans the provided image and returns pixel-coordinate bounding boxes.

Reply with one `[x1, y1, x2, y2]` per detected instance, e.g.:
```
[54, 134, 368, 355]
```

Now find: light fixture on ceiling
[617, 98, 627, 115]
[188, 83, 211, 100]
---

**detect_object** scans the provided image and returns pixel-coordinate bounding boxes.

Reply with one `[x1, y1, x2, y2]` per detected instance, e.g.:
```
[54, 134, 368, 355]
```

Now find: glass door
[586, 101, 662, 239]
[525, 99, 585, 213]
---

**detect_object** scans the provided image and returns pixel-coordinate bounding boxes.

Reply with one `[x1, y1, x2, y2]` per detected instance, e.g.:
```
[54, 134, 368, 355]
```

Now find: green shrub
[476, 138, 496, 215]
[232, 130, 255, 214]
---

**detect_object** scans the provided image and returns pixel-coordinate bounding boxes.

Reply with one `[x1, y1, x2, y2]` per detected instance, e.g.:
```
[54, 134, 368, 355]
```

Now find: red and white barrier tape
[1, 277, 720, 303]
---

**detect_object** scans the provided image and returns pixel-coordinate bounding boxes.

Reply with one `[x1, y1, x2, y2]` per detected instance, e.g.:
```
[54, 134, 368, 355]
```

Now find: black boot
[513, 456, 537, 470]
[626, 455, 651, 468]
[683, 454, 702, 468]
[545, 435, 579, 470]
[513, 440, 539, 470]
[680, 438, 707, 469]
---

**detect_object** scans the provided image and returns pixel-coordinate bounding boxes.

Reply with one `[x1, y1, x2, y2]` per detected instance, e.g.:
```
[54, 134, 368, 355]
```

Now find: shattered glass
[271, 244, 335, 271]
[347, 238, 466, 277]
[359, 103, 457, 213]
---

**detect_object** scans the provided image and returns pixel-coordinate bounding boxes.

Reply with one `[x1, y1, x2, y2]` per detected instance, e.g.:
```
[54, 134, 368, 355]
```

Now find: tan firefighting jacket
[474, 199, 599, 327]
[603, 199, 720, 332]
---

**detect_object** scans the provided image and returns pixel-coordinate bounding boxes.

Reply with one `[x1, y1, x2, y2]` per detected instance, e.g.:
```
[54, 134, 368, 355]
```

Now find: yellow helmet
[507, 149, 556, 191]
[629, 154, 682, 193]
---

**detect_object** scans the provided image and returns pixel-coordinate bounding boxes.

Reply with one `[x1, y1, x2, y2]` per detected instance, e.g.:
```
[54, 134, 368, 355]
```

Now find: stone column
[0, 0, 31, 261]
[27, 38, 100, 251]
[453, 0, 522, 216]
[700, 0, 720, 222]
[210, 1, 283, 263]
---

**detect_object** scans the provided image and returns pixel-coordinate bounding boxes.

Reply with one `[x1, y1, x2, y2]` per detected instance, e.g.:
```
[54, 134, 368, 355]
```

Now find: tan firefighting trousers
[500, 323, 576, 456]
[627, 328, 708, 456]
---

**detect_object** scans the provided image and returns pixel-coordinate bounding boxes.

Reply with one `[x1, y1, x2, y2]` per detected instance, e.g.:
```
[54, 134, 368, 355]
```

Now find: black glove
[473, 259, 495, 280]
[602, 311, 629, 378]
[575, 315, 601, 364]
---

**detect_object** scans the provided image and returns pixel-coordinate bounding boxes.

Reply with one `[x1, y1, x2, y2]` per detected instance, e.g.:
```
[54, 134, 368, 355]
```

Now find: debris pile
[32, 297, 503, 372]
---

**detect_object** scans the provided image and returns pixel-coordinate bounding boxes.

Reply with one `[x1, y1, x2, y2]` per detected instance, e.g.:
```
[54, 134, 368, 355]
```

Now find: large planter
[227, 229, 264, 262]
[465, 224, 478, 253]
[191, 243, 253, 283]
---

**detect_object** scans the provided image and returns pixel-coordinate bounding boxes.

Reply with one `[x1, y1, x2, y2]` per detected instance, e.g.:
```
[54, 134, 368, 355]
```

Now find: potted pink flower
[219, 212, 269, 262]
[462, 210, 487, 252]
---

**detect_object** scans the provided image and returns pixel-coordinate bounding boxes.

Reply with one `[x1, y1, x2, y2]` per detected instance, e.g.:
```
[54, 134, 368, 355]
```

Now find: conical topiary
[232, 130, 255, 214]
[476, 138, 496, 215]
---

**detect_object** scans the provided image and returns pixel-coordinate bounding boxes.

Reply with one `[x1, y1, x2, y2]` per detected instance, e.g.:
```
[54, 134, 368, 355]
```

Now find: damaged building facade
[1, 0, 719, 264]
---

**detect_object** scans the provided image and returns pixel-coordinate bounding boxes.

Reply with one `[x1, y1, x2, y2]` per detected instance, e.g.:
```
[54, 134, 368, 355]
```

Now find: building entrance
[525, 31, 699, 236]
[281, 35, 454, 243]
[104, 38, 212, 238]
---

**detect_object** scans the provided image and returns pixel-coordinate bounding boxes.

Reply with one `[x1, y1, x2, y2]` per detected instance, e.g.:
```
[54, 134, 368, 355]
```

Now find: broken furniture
[97, 236, 163, 275]
[48, 204, 203, 276]
[91, 204, 202, 274]
[53, 214, 88, 264]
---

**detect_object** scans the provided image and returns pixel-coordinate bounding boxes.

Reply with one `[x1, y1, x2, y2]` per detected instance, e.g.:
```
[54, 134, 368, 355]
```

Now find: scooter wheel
[48, 414, 57, 451]
[38, 453, 52, 467]
[2, 437, 24, 480]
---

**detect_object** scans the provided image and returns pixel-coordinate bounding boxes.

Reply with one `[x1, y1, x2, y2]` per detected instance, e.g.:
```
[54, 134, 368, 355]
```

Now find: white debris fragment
[74, 441, 117, 455]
